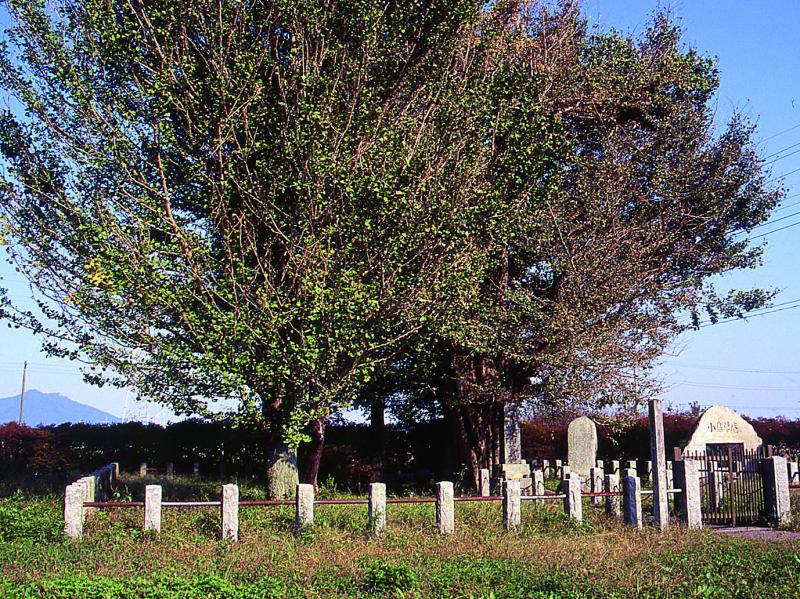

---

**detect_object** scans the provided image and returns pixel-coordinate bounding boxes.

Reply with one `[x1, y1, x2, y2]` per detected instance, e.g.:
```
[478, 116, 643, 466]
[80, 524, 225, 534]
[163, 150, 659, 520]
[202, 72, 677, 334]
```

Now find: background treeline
[4, 412, 800, 492]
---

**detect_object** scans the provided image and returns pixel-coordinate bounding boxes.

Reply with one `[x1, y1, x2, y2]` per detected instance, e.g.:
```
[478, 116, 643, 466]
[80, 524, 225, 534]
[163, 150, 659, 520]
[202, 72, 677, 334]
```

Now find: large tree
[0, 0, 535, 492]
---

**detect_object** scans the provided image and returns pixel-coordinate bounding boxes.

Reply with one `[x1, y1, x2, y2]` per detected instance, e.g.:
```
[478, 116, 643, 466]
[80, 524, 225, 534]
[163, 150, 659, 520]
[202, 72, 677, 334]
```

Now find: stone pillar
[674, 460, 702, 530]
[542, 459, 551, 479]
[139, 462, 147, 478]
[502, 403, 522, 464]
[666, 461, 674, 489]
[166, 462, 174, 477]
[563, 472, 583, 522]
[64, 483, 84, 539]
[503, 479, 521, 530]
[479, 469, 491, 497]
[368, 482, 386, 535]
[436, 481, 455, 535]
[648, 399, 669, 531]
[596, 459, 604, 470]
[604, 473, 621, 518]
[221, 484, 239, 541]
[562, 465, 571, 477]
[532, 470, 545, 496]
[111, 462, 119, 485]
[763, 456, 791, 527]
[192, 461, 200, 477]
[611, 460, 620, 475]
[590, 466, 603, 507]
[628, 460, 637, 472]
[554, 459, 562, 479]
[144, 485, 162, 532]
[623, 469, 642, 530]
[295, 483, 314, 535]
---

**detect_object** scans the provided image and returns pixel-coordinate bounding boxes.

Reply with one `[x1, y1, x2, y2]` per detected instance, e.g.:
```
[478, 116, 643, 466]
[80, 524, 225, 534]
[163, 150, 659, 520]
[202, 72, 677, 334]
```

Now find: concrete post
[562, 465, 571, 477]
[611, 460, 620, 475]
[542, 459, 552, 479]
[648, 399, 669, 531]
[532, 470, 545, 496]
[166, 462, 174, 477]
[435, 481, 455, 535]
[628, 460, 638, 472]
[596, 459, 604, 470]
[503, 479, 521, 530]
[666, 461, 674, 489]
[623, 469, 642, 530]
[144, 485, 162, 532]
[295, 484, 314, 534]
[674, 460, 702, 529]
[604, 473, 621, 518]
[64, 483, 84, 539]
[554, 460, 562, 479]
[368, 483, 386, 535]
[221, 484, 239, 541]
[479, 469, 491, 497]
[763, 456, 791, 527]
[111, 462, 119, 485]
[590, 466, 603, 507]
[139, 462, 147, 478]
[564, 472, 583, 522]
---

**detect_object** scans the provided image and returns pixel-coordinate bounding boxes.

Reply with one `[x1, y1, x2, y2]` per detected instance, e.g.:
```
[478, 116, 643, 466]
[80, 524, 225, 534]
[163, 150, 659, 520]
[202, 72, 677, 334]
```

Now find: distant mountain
[0, 389, 121, 426]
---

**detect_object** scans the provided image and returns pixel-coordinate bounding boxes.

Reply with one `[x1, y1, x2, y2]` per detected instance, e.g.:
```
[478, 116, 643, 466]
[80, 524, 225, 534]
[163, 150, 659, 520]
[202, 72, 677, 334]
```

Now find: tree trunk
[302, 416, 326, 491]
[265, 441, 299, 500]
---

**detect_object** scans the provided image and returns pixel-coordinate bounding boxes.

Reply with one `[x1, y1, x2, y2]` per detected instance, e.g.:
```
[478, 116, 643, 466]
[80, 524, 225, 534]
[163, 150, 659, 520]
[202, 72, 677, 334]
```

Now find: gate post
[435, 481, 455, 535]
[763, 456, 791, 527]
[674, 460, 702, 529]
[648, 399, 669, 530]
[563, 472, 583, 522]
[532, 470, 545, 496]
[503, 479, 521, 530]
[144, 485, 162, 532]
[623, 469, 642, 530]
[604, 473, 621, 518]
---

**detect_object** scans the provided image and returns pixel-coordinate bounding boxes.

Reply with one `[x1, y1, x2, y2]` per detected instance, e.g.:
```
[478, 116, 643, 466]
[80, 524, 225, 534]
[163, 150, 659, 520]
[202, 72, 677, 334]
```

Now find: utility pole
[18, 361, 27, 425]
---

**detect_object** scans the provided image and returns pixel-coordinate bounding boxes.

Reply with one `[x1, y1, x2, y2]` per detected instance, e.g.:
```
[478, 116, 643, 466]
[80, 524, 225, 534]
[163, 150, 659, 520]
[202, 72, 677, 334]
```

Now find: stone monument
[567, 416, 598, 479]
[493, 403, 532, 493]
[683, 405, 762, 454]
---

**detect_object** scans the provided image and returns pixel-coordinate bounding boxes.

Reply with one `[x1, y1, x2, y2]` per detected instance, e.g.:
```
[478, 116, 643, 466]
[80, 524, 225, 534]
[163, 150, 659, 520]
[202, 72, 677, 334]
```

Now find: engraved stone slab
[567, 416, 598, 479]
[683, 405, 762, 453]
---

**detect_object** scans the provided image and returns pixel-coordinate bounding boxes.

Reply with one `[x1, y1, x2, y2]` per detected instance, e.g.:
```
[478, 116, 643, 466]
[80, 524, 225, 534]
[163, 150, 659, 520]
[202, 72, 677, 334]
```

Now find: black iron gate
[683, 447, 767, 526]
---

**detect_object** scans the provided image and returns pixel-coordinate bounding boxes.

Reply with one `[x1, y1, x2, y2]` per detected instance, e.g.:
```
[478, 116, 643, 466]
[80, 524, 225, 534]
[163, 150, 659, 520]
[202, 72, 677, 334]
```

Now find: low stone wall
[64, 462, 118, 538]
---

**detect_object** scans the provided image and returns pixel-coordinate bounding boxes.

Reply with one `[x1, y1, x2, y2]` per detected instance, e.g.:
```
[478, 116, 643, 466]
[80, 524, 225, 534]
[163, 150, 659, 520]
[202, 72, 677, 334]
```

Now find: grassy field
[1, 475, 799, 597]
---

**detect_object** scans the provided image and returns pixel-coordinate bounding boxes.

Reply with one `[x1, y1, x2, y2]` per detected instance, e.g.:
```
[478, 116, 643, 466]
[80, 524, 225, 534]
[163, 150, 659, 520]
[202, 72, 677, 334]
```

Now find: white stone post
[611, 460, 620, 474]
[563, 472, 583, 522]
[596, 459, 604, 470]
[648, 399, 669, 530]
[479, 469, 491, 497]
[562, 464, 571, 477]
[139, 462, 147, 478]
[435, 481, 455, 535]
[590, 466, 603, 507]
[628, 460, 637, 472]
[295, 484, 314, 535]
[623, 469, 642, 530]
[503, 479, 521, 530]
[221, 484, 239, 541]
[64, 483, 84, 539]
[604, 473, 621, 518]
[554, 459, 562, 479]
[532, 470, 545, 496]
[144, 485, 162, 532]
[111, 462, 119, 485]
[666, 461, 674, 489]
[763, 456, 791, 527]
[542, 459, 551, 479]
[674, 460, 702, 529]
[368, 482, 386, 535]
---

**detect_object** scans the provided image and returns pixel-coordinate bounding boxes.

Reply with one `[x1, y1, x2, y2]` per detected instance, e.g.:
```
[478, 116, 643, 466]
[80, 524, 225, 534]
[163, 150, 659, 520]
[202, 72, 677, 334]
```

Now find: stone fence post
[64, 483, 85, 539]
[763, 456, 791, 527]
[368, 483, 386, 535]
[295, 484, 314, 535]
[787, 461, 798, 486]
[590, 467, 603, 507]
[221, 484, 239, 541]
[139, 462, 147, 478]
[479, 469, 490, 497]
[623, 469, 642, 530]
[564, 472, 583, 522]
[436, 481, 455, 535]
[673, 460, 702, 529]
[503, 479, 521, 530]
[532, 470, 545, 496]
[604, 473, 621, 518]
[144, 485, 162, 532]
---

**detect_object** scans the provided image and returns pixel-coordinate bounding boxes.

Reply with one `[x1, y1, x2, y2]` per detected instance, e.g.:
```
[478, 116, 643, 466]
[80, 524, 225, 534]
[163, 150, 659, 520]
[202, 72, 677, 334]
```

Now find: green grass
[1, 476, 799, 597]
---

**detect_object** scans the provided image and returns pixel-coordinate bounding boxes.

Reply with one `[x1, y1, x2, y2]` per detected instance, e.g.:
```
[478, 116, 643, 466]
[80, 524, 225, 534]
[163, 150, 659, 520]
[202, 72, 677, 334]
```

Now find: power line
[661, 361, 800, 376]
[764, 140, 800, 160]
[751, 219, 800, 239]
[673, 380, 800, 391]
[700, 302, 800, 327]
[751, 209, 800, 230]
[762, 122, 800, 142]
[764, 146, 800, 166]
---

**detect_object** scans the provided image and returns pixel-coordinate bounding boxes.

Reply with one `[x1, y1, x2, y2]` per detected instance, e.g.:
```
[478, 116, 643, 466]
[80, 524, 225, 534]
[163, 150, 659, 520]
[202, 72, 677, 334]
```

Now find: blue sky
[0, 1, 799, 421]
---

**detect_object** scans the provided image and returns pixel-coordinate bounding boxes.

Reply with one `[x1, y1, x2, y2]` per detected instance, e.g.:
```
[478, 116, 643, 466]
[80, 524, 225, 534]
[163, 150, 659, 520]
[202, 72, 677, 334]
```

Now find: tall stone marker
[649, 399, 669, 531]
[683, 405, 762, 454]
[567, 416, 598, 479]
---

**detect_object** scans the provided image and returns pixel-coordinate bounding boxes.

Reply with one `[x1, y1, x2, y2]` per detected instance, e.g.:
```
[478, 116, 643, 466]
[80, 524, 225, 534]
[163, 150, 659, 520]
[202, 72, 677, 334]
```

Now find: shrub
[362, 560, 418, 595]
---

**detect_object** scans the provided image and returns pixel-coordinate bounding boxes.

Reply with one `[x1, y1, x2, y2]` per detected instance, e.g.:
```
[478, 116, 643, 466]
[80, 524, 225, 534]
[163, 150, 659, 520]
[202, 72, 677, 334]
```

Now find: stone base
[493, 462, 532, 495]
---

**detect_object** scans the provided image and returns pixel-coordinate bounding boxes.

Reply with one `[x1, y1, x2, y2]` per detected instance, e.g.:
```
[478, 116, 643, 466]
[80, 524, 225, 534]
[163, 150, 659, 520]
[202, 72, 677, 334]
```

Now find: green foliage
[0, 497, 62, 542]
[361, 560, 418, 595]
